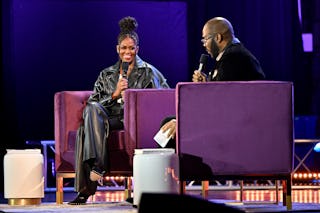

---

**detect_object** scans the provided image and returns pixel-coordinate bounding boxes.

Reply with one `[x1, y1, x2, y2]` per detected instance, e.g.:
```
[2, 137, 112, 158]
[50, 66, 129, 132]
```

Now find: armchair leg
[124, 177, 132, 200]
[282, 177, 292, 210]
[180, 181, 186, 195]
[56, 172, 75, 204]
[239, 180, 244, 202]
[201, 180, 209, 199]
[56, 174, 63, 204]
[275, 180, 279, 204]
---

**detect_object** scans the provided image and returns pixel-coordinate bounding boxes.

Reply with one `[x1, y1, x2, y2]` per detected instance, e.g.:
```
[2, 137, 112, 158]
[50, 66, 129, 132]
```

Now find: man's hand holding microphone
[192, 54, 209, 82]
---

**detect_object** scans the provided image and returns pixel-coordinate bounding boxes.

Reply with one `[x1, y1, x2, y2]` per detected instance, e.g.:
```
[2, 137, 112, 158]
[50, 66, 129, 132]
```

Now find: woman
[69, 16, 170, 205]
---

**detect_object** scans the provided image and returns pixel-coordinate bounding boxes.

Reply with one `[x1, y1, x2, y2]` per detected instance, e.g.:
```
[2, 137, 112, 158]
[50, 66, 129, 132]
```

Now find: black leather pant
[74, 102, 123, 195]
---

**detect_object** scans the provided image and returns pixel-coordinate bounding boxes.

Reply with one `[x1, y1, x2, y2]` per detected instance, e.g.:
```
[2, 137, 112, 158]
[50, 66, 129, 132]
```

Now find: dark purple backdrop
[7, 0, 188, 142]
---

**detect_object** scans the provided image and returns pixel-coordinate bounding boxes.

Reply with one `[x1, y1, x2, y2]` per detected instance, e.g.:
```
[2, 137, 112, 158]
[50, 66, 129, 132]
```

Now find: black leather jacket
[87, 55, 170, 117]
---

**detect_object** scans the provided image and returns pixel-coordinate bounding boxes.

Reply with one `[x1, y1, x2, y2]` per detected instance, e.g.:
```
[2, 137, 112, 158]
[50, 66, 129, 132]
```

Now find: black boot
[68, 192, 90, 205]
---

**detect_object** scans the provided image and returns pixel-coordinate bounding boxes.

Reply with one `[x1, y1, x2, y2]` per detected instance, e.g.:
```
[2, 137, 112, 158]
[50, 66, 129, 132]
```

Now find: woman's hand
[113, 77, 128, 99]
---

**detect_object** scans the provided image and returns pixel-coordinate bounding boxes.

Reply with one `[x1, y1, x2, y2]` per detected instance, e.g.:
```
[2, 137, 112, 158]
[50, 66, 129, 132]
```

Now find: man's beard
[210, 40, 220, 59]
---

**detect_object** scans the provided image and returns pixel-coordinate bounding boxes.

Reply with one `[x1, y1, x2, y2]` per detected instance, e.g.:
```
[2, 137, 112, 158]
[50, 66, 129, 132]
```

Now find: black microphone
[122, 62, 129, 79]
[198, 54, 209, 72]
[119, 62, 129, 104]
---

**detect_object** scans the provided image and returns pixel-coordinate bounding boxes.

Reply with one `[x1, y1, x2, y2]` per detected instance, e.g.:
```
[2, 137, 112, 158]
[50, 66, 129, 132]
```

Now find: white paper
[153, 129, 171, 148]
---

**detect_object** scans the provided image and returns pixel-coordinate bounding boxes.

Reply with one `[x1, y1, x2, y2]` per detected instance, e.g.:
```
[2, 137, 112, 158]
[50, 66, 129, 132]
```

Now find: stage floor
[1, 186, 320, 212]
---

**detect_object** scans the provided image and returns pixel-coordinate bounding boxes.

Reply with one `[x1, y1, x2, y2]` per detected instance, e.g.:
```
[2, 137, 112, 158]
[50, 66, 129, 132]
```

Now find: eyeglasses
[201, 35, 213, 44]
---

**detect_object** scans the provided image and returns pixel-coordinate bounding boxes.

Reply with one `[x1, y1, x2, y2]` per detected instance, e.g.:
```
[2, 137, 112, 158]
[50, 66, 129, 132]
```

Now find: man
[159, 16, 265, 148]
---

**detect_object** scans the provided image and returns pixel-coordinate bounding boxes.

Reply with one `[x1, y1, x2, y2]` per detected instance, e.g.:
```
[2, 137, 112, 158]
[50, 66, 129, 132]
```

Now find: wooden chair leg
[201, 180, 209, 199]
[56, 174, 63, 204]
[283, 177, 292, 210]
[56, 172, 75, 204]
[124, 176, 132, 200]
[275, 180, 279, 204]
[180, 181, 186, 195]
[239, 180, 244, 202]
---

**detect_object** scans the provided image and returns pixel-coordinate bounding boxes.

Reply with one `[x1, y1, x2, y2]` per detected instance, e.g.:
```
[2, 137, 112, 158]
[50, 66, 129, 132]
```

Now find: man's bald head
[204, 17, 234, 42]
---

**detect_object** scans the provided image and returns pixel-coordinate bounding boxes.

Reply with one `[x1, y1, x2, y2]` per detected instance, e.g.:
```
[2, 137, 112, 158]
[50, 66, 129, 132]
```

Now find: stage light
[314, 142, 320, 152]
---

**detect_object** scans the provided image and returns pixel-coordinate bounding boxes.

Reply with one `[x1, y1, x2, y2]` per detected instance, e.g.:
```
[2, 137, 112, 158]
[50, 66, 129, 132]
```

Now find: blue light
[314, 142, 320, 152]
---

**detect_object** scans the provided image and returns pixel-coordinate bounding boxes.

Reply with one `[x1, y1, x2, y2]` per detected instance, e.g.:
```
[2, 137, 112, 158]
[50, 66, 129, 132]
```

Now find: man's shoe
[126, 197, 133, 204]
[67, 193, 90, 205]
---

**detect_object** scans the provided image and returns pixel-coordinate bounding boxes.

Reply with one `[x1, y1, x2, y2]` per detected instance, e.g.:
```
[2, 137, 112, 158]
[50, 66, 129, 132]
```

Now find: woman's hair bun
[119, 16, 138, 33]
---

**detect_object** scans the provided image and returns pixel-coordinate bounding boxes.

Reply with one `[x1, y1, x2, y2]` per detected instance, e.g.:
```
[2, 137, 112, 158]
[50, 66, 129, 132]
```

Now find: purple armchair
[54, 89, 175, 204]
[175, 81, 294, 210]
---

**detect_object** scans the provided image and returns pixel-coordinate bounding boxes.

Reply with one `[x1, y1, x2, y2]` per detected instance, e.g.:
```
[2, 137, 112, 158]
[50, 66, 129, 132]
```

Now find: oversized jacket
[88, 55, 170, 117]
[74, 56, 169, 193]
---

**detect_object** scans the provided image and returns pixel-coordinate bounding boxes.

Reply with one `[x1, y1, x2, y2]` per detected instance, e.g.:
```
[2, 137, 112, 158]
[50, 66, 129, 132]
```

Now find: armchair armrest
[54, 91, 93, 172]
[124, 88, 176, 167]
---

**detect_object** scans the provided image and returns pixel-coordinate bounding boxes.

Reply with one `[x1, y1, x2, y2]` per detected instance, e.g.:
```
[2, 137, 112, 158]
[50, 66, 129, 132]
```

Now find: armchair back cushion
[176, 81, 294, 180]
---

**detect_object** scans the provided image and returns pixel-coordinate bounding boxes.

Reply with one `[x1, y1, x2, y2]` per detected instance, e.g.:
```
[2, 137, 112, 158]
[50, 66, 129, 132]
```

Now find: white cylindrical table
[4, 149, 44, 205]
[133, 148, 180, 206]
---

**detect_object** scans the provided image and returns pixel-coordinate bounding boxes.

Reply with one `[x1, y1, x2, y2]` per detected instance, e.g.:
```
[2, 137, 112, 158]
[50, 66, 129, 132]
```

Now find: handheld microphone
[122, 62, 129, 79]
[119, 61, 129, 104]
[198, 54, 209, 72]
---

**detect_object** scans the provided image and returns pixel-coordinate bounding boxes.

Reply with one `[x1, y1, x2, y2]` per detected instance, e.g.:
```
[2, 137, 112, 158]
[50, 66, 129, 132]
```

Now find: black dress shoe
[125, 197, 137, 208]
[126, 197, 133, 204]
[68, 193, 90, 205]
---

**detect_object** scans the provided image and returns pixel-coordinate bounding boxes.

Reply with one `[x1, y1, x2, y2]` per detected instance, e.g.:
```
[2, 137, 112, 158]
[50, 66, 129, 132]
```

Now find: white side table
[26, 140, 55, 191]
[4, 149, 44, 205]
[133, 148, 180, 206]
